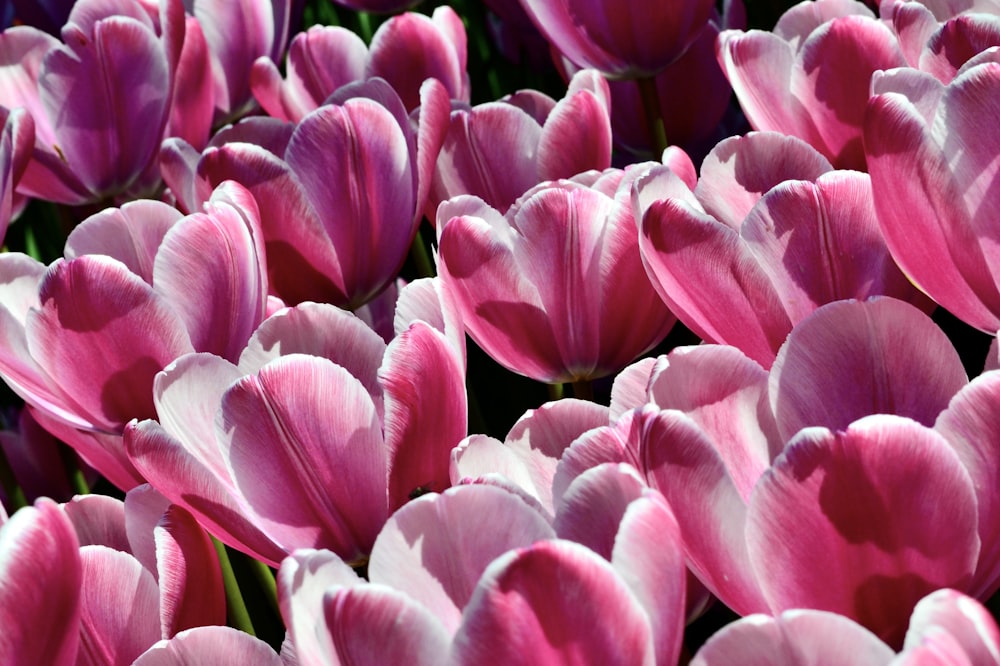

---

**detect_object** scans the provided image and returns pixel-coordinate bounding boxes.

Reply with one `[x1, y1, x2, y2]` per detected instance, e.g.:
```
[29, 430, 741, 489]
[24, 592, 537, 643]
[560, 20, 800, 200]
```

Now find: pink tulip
[125, 301, 467, 566]
[252, 6, 467, 120]
[438, 166, 675, 384]
[634, 131, 928, 368]
[865, 61, 1000, 332]
[427, 68, 612, 217]
[0, 107, 33, 244]
[0, 0, 214, 203]
[718, 0, 906, 169]
[517, 0, 715, 78]
[180, 78, 449, 308]
[0, 181, 270, 489]
[882, 0, 1000, 82]
[132, 627, 282, 666]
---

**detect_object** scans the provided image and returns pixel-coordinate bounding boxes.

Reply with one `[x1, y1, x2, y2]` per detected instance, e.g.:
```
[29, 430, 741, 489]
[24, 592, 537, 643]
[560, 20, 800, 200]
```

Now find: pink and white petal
[648, 344, 778, 498]
[451, 540, 655, 666]
[640, 408, 769, 615]
[65, 200, 183, 283]
[27, 255, 194, 431]
[690, 610, 894, 666]
[238, 302, 386, 416]
[639, 196, 791, 368]
[611, 489, 687, 666]
[61, 493, 128, 552]
[78, 545, 161, 666]
[537, 88, 612, 183]
[123, 418, 287, 568]
[153, 504, 226, 638]
[159, 138, 204, 215]
[920, 14, 1000, 84]
[772, 0, 873, 43]
[903, 589, 1000, 665]
[769, 298, 968, 442]
[30, 411, 145, 490]
[153, 200, 266, 362]
[132, 626, 281, 666]
[610, 357, 657, 420]
[0, 107, 33, 234]
[367, 9, 465, 111]
[429, 104, 542, 216]
[694, 131, 833, 229]
[450, 435, 536, 494]
[198, 143, 345, 306]
[438, 213, 562, 382]
[382, 321, 466, 510]
[277, 549, 363, 665]
[368, 484, 554, 634]
[40, 18, 170, 197]
[0, 498, 81, 666]
[320, 584, 451, 666]
[554, 463, 647, 559]
[748, 416, 979, 646]
[167, 16, 213, 151]
[794, 16, 906, 169]
[123, 484, 169, 575]
[393, 277, 466, 365]
[552, 410, 645, 508]
[892, 629, 975, 665]
[0, 27, 59, 145]
[718, 30, 826, 150]
[412, 78, 453, 222]
[505, 397, 609, 513]
[219, 355, 388, 561]
[935, 371, 1000, 598]
[286, 100, 415, 308]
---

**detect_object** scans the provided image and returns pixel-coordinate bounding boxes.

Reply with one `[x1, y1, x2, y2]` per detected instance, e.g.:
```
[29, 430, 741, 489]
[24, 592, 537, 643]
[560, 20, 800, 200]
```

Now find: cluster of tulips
[1, 0, 1000, 663]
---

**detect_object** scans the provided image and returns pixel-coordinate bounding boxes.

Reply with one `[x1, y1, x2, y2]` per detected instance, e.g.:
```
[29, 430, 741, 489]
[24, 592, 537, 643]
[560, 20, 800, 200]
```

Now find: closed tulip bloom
[438, 167, 675, 384]
[866, 61, 1000, 332]
[517, 0, 715, 78]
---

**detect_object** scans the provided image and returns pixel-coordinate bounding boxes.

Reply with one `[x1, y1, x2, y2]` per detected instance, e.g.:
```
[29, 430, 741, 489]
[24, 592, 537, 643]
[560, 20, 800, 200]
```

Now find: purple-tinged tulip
[0, 498, 80, 665]
[517, 0, 715, 78]
[718, 0, 906, 169]
[0, 407, 76, 503]
[634, 132, 929, 369]
[0, 181, 270, 489]
[252, 6, 466, 120]
[0, 0, 214, 204]
[185, 0, 291, 124]
[428, 68, 612, 217]
[0, 107, 32, 244]
[865, 61, 1000, 333]
[438, 166, 675, 384]
[126, 301, 466, 565]
[183, 78, 449, 308]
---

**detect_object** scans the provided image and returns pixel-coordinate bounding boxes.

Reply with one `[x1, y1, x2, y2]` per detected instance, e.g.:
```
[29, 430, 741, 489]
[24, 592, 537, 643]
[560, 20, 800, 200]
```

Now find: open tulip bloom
[7, 0, 1000, 662]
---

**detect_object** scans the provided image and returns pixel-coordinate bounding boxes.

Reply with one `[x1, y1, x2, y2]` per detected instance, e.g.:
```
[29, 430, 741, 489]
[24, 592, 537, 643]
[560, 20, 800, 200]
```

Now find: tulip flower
[185, 0, 292, 123]
[176, 77, 449, 308]
[0, 181, 270, 489]
[865, 61, 1000, 333]
[718, 0, 905, 169]
[251, 6, 467, 120]
[517, 0, 715, 78]
[125, 301, 467, 566]
[427, 68, 612, 217]
[437, 166, 676, 384]
[634, 131, 928, 368]
[0, 0, 215, 204]
[0, 107, 33, 246]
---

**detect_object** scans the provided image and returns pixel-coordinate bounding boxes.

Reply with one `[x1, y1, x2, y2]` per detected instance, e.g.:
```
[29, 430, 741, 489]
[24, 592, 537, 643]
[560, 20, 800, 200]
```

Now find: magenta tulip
[438, 166, 675, 383]
[517, 0, 715, 78]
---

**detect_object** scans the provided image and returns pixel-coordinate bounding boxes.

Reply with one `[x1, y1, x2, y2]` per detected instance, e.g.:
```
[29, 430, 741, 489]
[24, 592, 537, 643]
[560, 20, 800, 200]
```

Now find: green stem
[213, 538, 256, 637]
[357, 11, 374, 43]
[410, 227, 436, 279]
[0, 446, 27, 513]
[571, 379, 594, 402]
[636, 75, 668, 158]
[547, 383, 565, 402]
[59, 445, 89, 496]
[247, 556, 280, 620]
